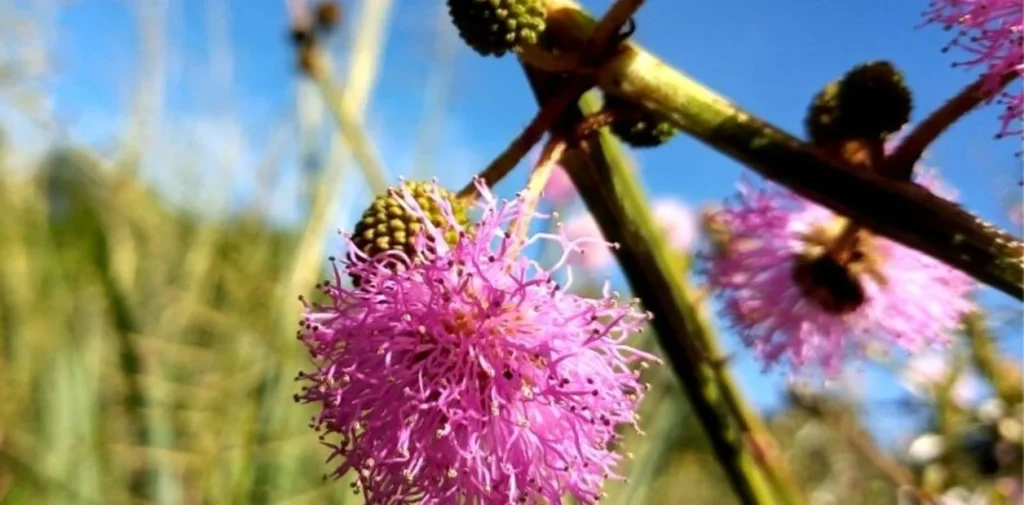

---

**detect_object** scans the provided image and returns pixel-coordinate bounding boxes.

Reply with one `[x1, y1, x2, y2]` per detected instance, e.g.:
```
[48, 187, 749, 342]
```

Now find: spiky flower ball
[352, 180, 471, 260]
[605, 96, 678, 148]
[836, 61, 913, 138]
[806, 81, 844, 145]
[805, 62, 912, 144]
[698, 171, 975, 375]
[296, 179, 656, 504]
[447, 0, 547, 57]
[610, 117, 678, 148]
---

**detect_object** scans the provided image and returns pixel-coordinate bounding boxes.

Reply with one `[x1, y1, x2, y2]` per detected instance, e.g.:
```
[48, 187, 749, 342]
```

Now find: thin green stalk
[260, 3, 396, 501]
[411, 2, 459, 179]
[523, 67, 801, 505]
[308, 60, 390, 195]
[963, 312, 1023, 404]
[540, 0, 1024, 299]
[0, 447, 105, 505]
[460, 0, 640, 201]
[95, 237, 158, 501]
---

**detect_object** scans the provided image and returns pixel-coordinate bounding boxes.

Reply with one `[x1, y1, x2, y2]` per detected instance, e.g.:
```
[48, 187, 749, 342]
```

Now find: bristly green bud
[605, 96, 678, 148]
[805, 61, 912, 144]
[352, 181, 472, 260]
[447, 0, 546, 57]
[806, 81, 844, 145]
[837, 61, 912, 138]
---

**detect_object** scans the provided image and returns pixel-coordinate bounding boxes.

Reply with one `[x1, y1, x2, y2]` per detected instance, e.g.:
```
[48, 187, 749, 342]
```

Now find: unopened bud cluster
[806, 61, 913, 144]
[604, 95, 678, 148]
[352, 180, 471, 260]
[447, 0, 547, 57]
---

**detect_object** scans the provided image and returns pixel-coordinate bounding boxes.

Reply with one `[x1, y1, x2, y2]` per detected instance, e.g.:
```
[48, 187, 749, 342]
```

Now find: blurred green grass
[0, 144, 355, 504]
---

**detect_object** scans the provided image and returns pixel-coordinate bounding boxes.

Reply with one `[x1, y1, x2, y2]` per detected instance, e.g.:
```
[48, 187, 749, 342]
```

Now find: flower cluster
[699, 175, 975, 375]
[922, 0, 1024, 138]
[295, 179, 655, 504]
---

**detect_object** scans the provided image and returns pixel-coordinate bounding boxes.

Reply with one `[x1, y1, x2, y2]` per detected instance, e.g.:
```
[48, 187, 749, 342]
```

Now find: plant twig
[788, 388, 920, 492]
[457, 80, 588, 200]
[540, 0, 1024, 299]
[962, 311, 1023, 404]
[582, 0, 644, 54]
[303, 46, 391, 195]
[517, 44, 586, 72]
[508, 136, 567, 242]
[457, 0, 643, 201]
[885, 70, 1018, 180]
[523, 68, 799, 505]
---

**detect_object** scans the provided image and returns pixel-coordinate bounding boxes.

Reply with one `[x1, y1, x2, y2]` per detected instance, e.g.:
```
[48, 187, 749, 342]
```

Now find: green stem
[541, 0, 1024, 300]
[523, 67, 801, 505]
[963, 312, 1023, 404]
[885, 70, 1018, 180]
[306, 47, 391, 195]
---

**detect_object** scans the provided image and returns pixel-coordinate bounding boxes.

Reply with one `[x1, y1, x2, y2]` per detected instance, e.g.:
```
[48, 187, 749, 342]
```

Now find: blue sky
[9, 0, 1022, 444]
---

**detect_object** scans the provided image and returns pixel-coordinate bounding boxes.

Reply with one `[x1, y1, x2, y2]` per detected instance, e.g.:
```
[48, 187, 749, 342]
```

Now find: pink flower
[543, 165, 576, 206]
[652, 199, 699, 253]
[295, 179, 656, 505]
[922, 0, 1024, 138]
[1010, 202, 1024, 225]
[564, 199, 698, 271]
[699, 175, 975, 375]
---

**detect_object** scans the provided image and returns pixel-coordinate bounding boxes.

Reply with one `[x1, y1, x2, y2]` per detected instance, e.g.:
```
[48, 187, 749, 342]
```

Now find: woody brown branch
[458, 0, 646, 200]
[540, 0, 1024, 299]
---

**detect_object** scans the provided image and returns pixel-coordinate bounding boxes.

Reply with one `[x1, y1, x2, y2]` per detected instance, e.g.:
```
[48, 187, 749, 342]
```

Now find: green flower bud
[605, 95, 678, 148]
[352, 181, 472, 260]
[805, 61, 912, 144]
[447, 0, 546, 57]
[806, 81, 844, 145]
[837, 61, 912, 139]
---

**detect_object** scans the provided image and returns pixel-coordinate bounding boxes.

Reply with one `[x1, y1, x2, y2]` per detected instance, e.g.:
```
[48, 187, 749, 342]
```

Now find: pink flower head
[652, 199, 699, 253]
[699, 174, 975, 375]
[996, 89, 1022, 137]
[922, 0, 1024, 138]
[543, 165, 576, 206]
[563, 212, 615, 270]
[295, 179, 656, 505]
